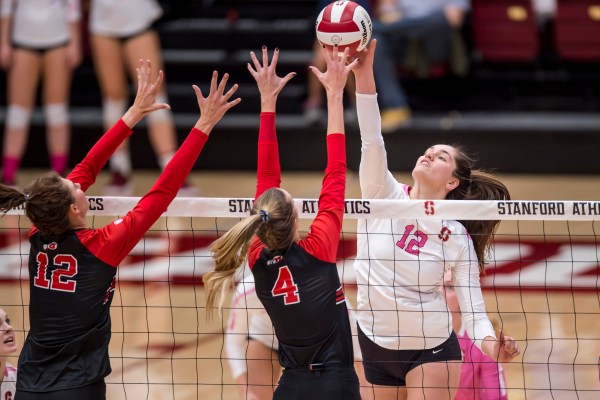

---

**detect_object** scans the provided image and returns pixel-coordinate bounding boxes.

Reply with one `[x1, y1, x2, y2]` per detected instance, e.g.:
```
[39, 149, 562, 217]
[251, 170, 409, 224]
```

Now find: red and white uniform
[455, 327, 508, 400]
[89, 0, 162, 37]
[1, 363, 17, 400]
[18, 120, 209, 393]
[0, 0, 80, 49]
[353, 93, 496, 351]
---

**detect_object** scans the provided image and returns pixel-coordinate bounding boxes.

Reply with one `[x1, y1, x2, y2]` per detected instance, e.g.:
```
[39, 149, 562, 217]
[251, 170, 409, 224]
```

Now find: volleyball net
[0, 197, 598, 399]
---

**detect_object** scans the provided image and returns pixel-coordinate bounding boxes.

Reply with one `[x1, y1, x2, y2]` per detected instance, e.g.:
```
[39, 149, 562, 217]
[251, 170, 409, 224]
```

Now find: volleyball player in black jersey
[204, 46, 359, 400]
[0, 60, 240, 400]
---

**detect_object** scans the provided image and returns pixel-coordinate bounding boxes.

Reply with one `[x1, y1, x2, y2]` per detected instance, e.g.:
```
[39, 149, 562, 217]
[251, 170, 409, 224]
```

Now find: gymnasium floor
[1, 170, 599, 399]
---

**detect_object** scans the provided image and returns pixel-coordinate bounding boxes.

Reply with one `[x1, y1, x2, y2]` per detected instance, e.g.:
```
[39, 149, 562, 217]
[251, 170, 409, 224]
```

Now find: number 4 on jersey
[271, 266, 300, 305]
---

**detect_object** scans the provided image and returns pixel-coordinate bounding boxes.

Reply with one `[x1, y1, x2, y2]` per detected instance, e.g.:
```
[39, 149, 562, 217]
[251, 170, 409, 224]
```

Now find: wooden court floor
[1, 170, 599, 400]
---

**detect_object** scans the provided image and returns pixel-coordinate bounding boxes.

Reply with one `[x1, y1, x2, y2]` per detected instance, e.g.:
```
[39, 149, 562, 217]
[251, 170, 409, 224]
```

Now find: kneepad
[103, 98, 127, 127]
[6, 105, 32, 129]
[44, 103, 69, 126]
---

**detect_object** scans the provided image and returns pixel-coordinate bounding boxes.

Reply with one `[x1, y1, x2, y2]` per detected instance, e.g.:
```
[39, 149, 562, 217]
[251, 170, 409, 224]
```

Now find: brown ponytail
[446, 145, 510, 272]
[205, 188, 296, 315]
[0, 172, 73, 237]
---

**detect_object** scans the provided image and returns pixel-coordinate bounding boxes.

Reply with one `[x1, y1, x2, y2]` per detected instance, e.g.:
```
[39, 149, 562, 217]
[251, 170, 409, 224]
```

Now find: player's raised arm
[248, 46, 296, 199]
[68, 59, 171, 192]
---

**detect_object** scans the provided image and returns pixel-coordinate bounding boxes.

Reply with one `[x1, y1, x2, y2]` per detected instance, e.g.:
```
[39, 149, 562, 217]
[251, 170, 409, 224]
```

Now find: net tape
[7, 197, 600, 220]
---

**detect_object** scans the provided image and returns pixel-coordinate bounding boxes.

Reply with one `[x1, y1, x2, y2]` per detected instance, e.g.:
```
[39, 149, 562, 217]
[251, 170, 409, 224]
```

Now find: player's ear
[446, 178, 459, 192]
[69, 203, 80, 216]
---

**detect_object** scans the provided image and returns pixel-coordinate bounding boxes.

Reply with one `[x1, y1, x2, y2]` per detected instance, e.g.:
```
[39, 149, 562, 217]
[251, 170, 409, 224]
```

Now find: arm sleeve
[356, 93, 402, 199]
[65, 0, 81, 22]
[82, 128, 209, 266]
[225, 284, 253, 379]
[255, 112, 280, 200]
[301, 133, 346, 263]
[66, 119, 133, 192]
[453, 240, 497, 351]
[478, 356, 508, 400]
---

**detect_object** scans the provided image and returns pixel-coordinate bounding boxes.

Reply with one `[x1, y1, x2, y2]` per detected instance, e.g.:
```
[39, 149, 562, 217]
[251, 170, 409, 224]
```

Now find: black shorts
[12, 41, 69, 55]
[358, 325, 462, 387]
[274, 365, 360, 400]
[15, 380, 106, 400]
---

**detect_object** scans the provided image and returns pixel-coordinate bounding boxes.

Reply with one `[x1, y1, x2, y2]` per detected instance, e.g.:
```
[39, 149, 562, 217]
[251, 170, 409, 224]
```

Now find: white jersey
[0, 0, 80, 49]
[1, 363, 17, 400]
[353, 93, 496, 351]
[89, 0, 163, 37]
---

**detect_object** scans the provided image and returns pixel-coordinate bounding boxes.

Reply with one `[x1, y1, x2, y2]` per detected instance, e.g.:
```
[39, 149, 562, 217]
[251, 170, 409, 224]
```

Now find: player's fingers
[282, 72, 297, 85]
[261, 45, 268, 68]
[209, 70, 218, 95]
[224, 83, 239, 100]
[192, 84, 205, 103]
[249, 51, 261, 72]
[247, 62, 257, 77]
[152, 70, 164, 91]
[340, 47, 350, 65]
[347, 57, 359, 70]
[308, 66, 322, 79]
[225, 97, 242, 111]
[270, 47, 280, 69]
[217, 73, 230, 95]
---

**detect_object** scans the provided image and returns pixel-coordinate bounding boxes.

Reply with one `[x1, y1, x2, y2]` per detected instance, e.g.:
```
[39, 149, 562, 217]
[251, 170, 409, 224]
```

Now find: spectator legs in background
[373, 11, 456, 133]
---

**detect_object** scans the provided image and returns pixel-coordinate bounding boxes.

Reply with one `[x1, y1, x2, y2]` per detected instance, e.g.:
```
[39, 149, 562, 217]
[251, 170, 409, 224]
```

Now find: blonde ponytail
[204, 214, 262, 316]
[205, 187, 297, 316]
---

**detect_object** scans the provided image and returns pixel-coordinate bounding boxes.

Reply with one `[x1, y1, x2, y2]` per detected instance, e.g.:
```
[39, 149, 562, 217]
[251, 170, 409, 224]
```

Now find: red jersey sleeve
[67, 119, 133, 192]
[255, 112, 280, 200]
[299, 133, 346, 263]
[79, 128, 209, 267]
[29, 119, 133, 238]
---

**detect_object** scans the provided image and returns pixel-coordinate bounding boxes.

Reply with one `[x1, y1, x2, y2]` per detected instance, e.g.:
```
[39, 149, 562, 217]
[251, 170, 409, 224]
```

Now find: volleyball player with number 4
[0, 60, 240, 400]
[204, 45, 360, 400]
[351, 39, 520, 400]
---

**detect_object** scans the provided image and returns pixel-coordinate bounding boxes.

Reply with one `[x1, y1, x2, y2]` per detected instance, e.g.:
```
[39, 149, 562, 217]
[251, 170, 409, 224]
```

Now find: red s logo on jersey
[438, 227, 451, 242]
[425, 201, 435, 215]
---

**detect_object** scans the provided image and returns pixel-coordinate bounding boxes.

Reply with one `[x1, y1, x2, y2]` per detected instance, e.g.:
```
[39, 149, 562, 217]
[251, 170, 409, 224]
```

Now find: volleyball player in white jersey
[88, 0, 188, 194]
[351, 40, 520, 400]
[0, 308, 17, 400]
[226, 273, 373, 400]
[0, 0, 81, 185]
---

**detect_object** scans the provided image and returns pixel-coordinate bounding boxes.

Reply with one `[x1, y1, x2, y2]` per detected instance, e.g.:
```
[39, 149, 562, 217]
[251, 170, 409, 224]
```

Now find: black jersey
[16, 119, 210, 392]
[251, 244, 354, 368]
[248, 113, 351, 369]
[18, 229, 117, 391]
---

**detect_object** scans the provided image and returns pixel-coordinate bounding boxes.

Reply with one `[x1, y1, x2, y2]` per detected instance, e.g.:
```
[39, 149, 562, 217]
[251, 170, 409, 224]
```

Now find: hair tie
[23, 193, 30, 203]
[259, 209, 271, 223]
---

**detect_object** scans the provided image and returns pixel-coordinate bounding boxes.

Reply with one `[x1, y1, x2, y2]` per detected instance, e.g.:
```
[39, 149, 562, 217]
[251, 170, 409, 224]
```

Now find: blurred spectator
[0, 0, 81, 186]
[0, 308, 17, 399]
[373, 0, 469, 132]
[443, 272, 509, 400]
[88, 0, 193, 195]
[304, 0, 373, 125]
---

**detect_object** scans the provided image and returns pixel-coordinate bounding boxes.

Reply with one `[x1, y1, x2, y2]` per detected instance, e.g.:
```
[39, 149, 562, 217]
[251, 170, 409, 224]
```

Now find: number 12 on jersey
[271, 266, 300, 305]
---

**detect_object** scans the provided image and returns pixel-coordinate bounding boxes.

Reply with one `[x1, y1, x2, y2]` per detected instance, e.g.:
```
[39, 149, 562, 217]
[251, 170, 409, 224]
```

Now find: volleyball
[315, 1, 372, 57]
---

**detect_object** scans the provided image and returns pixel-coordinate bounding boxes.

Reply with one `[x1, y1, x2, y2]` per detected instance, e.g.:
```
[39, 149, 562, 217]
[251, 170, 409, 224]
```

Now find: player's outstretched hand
[193, 71, 241, 135]
[247, 46, 296, 109]
[351, 39, 376, 79]
[309, 46, 358, 97]
[122, 59, 170, 127]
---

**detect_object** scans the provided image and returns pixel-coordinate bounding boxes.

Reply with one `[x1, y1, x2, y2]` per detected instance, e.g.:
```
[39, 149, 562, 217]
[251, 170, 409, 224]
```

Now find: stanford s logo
[425, 201, 435, 215]
[438, 227, 451, 242]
